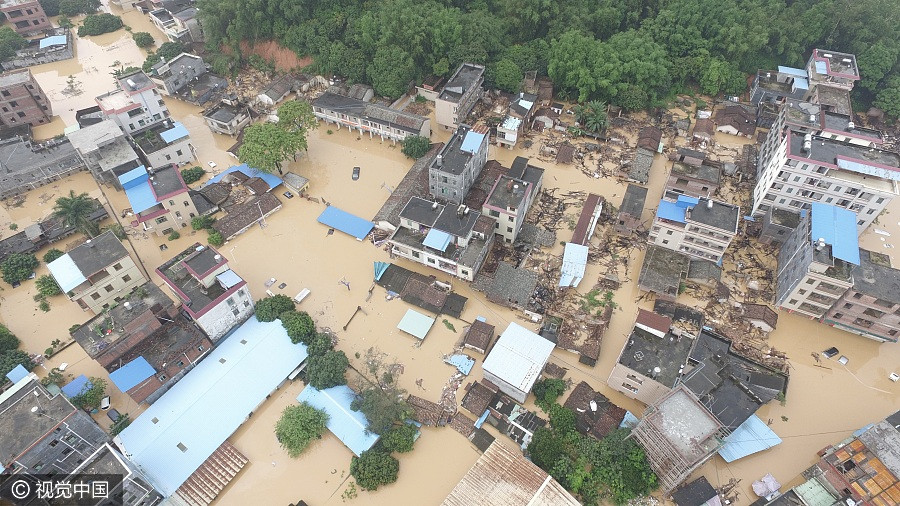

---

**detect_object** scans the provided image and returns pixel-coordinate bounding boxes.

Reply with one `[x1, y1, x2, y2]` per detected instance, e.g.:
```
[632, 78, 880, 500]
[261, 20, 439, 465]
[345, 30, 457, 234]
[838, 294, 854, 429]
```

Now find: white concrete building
[96, 71, 169, 134]
[435, 63, 484, 130]
[133, 121, 194, 169]
[312, 86, 430, 143]
[650, 195, 740, 264]
[481, 322, 555, 403]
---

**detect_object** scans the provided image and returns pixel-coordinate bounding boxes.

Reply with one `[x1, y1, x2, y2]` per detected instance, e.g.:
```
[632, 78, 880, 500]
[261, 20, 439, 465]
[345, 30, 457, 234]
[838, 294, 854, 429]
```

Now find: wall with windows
[71, 257, 147, 314]
[195, 285, 254, 341]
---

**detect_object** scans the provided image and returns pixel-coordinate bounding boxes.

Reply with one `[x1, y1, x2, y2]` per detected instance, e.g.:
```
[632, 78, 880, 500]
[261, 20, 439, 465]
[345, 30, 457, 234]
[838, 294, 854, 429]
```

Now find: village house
[96, 71, 170, 134]
[462, 319, 494, 354]
[0, 0, 50, 35]
[429, 124, 489, 204]
[1, 27, 73, 71]
[744, 303, 779, 333]
[47, 231, 148, 313]
[66, 119, 142, 187]
[714, 104, 757, 138]
[435, 63, 485, 130]
[481, 156, 543, 243]
[0, 198, 107, 264]
[170, 7, 203, 43]
[666, 159, 722, 198]
[615, 184, 648, 235]
[0, 129, 85, 200]
[202, 96, 251, 136]
[256, 74, 296, 107]
[637, 245, 690, 300]
[627, 126, 662, 183]
[72, 443, 164, 505]
[388, 196, 495, 281]
[749, 67, 810, 106]
[149, 53, 207, 95]
[671, 478, 720, 506]
[481, 322, 555, 403]
[562, 381, 628, 440]
[776, 203, 858, 319]
[311, 85, 430, 143]
[0, 68, 52, 127]
[157, 243, 254, 340]
[650, 195, 740, 264]
[496, 92, 538, 149]
[133, 121, 194, 169]
[821, 249, 900, 343]
[766, 99, 883, 150]
[120, 164, 202, 236]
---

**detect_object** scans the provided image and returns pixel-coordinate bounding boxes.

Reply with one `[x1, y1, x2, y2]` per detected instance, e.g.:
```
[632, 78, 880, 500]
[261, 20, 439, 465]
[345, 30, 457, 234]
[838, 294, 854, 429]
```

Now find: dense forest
[198, 0, 900, 125]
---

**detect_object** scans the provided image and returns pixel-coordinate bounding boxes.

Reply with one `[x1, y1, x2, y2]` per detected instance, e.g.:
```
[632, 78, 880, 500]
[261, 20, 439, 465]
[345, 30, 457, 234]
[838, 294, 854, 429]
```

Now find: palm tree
[574, 100, 609, 134]
[53, 190, 99, 238]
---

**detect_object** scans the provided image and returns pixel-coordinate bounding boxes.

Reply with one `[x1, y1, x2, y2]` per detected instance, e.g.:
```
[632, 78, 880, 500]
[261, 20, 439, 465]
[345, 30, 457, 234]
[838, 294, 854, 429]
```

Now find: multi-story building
[120, 164, 201, 236]
[805, 48, 859, 92]
[96, 71, 170, 134]
[496, 92, 538, 149]
[666, 159, 722, 198]
[435, 63, 485, 130]
[650, 195, 740, 264]
[821, 249, 900, 343]
[481, 156, 543, 243]
[311, 85, 431, 143]
[133, 120, 194, 169]
[66, 119, 142, 187]
[388, 197, 495, 281]
[72, 443, 163, 505]
[0, 0, 50, 35]
[753, 127, 900, 232]
[148, 53, 207, 95]
[0, 68, 51, 126]
[616, 184, 648, 235]
[775, 203, 859, 319]
[429, 124, 488, 204]
[47, 231, 148, 313]
[157, 243, 254, 340]
[766, 99, 883, 149]
[202, 96, 251, 136]
[757, 206, 801, 246]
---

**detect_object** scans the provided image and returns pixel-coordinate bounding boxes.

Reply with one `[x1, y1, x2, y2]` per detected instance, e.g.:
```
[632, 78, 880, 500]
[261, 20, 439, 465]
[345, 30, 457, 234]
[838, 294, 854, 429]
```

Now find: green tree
[306, 350, 349, 389]
[492, 58, 522, 93]
[238, 122, 305, 174]
[280, 310, 316, 344]
[591, 429, 658, 503]
[70, 377, 107, 411]
[42, 249, 64, 264]
[548, 404, 576, 435]
[0, 324, 20, 354]
[207, 230, 224, 247]
[276, 100, 317, 134]
[700, 57, 746, 96]
[181, 166, 206, 184]
[401, 135, 431, 159]
[78, 14, 123, 37]
[379, 423, 416, 453]
[35, 275, 62, 297]
[254, 295, 295, 322]
[53, 190, 100, 238]
[350, 450, 399, 491]
[39, 0, 60, 16]
[857, 42, 899, 93]
[275, 402, 329, 457]
[573, 100, 608, 134]
[0, 27, 27, 64]
[0, 350, 34, 385]
[1, 253, 38, 285]
[369, 45, 416, 99]
[132, 32, 155, 48]
[532, 378, 566, 411]
[351, 386, 413, 435]
[142, 41, 187, 72]
[110, 414, 131, 436]
[191, 215, 215, 230]
[875, 76, 900, 119]
[307, 332, 334, 356]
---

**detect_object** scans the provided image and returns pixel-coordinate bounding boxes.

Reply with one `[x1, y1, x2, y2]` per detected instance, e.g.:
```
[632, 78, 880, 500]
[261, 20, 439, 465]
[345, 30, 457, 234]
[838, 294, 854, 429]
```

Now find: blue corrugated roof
[203, 164, 283, 190]
[676, 195, 700, 206]
[39, 35, 66, 49]
[559, 242, 589, 288]
[718, 415, 782, 462]
[296, 385, 380, 457]
[61, 375, 92, 398]
[116, 318, 308, 496]
[444, 354, 475, 375]
[124, 179, 159, 214]
[853, 423, 875, 437]
[215, 269, 242, 289]
[110, 357, 156, 393]
[794, 77, 809, 90]
[317, 206, 374, 240]
[396, 309, 435, 340]
[620, 411, 639, 429]
[423, 228, 452, 251]
[815, 61, 828, 75]
[159, 122, 189, 144]
[374, 262, 389, 281]
[810, 203, 860, 265]
[460, 131, 485, 154]
[5, 364, 28, 384]
[118, 165, 148, 190]
[656, 200, 687, 223]
[47, 254, 87, 293]
[778, 66, 808, 78]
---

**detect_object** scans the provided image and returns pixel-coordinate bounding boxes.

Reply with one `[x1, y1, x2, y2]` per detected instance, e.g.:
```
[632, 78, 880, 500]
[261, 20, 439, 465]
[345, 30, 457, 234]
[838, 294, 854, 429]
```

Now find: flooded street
[1, 14, 898, 505]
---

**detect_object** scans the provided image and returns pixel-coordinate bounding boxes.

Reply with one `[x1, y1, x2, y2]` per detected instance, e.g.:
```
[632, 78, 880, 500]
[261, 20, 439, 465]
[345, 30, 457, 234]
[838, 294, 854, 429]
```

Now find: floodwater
[3, 15, 898, 505]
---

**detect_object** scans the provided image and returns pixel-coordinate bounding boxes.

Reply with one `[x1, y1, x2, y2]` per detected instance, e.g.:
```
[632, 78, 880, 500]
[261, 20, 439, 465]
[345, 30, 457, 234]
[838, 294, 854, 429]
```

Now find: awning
[317, 206, 374, 240]
[423, 228, 452, 252]
[47, 254, 87, 293]
[216, 269, 242, 289]
[61, 375, 92, 398]
[110, 357, 157, 393]
[396, 309, 435, 340]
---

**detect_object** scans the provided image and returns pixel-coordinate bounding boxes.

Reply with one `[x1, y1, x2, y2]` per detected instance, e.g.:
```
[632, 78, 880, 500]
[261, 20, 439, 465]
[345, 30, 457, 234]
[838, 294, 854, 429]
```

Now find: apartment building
[435, 63, 485, 130]
[388, 197, 495, 281]
[0, 68, 51, 126]
[650, 195, 740, 264]
[481, 156, 543, 243]
[429, 125, 489, 204]
[120, 164, 201, 236]
[96, 71, 170, 134]
[0, 0, 50, 35]
[157, 243, 254, 340]
[47, 231, 148, 313]
[66, 119, 142, 187]
[312, 85, 430, 143]
[148, 53, 207, 95]
[133, 121, 194, 169]
[821, 249, 900, 343]
[496, 92, 538, 149]
[775, 203, 859, 319]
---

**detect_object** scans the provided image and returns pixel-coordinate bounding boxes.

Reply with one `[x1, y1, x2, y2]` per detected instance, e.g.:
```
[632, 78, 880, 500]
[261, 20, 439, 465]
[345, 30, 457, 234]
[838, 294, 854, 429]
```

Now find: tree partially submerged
[378, 423, 417, 453]
[280, 310, 315, 344]
[275, 403, 329, 457]
[239, 100, 317, 175]
[350, 449, 399, 491]
[70, 377, 107, 411]
[254, 295, 294, 322]
[53, 190, 100, 238]
[306, 350, 349, 389]
[401, 135, 430, 159]
[1, 253, 38, 285]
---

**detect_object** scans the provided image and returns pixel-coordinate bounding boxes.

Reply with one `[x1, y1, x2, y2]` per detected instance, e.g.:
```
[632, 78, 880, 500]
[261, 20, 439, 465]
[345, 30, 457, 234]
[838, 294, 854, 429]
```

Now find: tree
[132, 32, 155, 48]
[181, 166, 206, 184]
[1, 253, 38, 285]
[275, 403, 329, 457]
[350, 450, 399, 491]
[276, 100, 317, 134]
[351, 386, 413, 435]
[532, 378, 566, 411]
[306, 350, 349, 389]
[369, 45, 416, 99]
[573, 100, 608, 134]
[875, 76, 900, 119]
[39, 0, 60, 16]
[70, 377, 107, 411]
[35, 275, 62, 297]
[700, 57, 746, 97]
[0, 325, 20, 354]
[60, 0, 98, 17]
[591, 429, 658, 503]
[306, 332, 334, 356]
[548, 404, 576, 435]
[191, 215, 215, 230]
[109, 414, 131, 436]
[0, 350, 34, 385]
[53, 190, 100, 238]
[78, 14, 123, 37]
[493, 58, 522, 93]
[0, 27, 27, 63]
[401, 135, 431, 159]
[207, 230, 224, 247]
[238, 122, 305, 174]
[280, 310, 316, 344]
[43, 249, 64, 264]
[142, 41, 188, 72]
[379, 423, 416, 453]
[254, 295, 295, 322]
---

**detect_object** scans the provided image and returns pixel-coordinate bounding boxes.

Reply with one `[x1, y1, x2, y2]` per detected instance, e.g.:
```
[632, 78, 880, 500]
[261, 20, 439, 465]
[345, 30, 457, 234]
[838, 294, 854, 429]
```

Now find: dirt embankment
[236, 40, 312, 72]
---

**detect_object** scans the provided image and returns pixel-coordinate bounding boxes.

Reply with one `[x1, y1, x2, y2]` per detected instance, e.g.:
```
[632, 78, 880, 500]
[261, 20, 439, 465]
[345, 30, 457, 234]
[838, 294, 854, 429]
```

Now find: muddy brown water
[3, 17, 898, 505]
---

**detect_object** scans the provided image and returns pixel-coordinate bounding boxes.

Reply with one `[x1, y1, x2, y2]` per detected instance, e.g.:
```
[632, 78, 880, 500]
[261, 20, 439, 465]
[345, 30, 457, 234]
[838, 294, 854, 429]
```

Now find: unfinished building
[637, 245, 690, 300]
[615, 184, 647, 236]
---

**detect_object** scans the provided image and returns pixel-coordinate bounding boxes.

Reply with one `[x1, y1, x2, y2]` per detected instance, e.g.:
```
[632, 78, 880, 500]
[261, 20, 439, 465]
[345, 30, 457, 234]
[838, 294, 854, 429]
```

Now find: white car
[207, 161, 217, 169]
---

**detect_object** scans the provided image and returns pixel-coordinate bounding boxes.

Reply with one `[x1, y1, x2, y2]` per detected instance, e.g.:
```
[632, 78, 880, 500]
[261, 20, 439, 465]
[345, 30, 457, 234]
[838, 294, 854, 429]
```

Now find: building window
[853, 293, 863, 299]
[176, 149, 183, 156]
[165, 155, 172, 160]
[104, 284, 113, 293]
[48, 439, 58, 447]
[90, 292, 101, 300]
[184, 201, 189, 207]
[789, 299, 798, 305]
[16, 111, 24, 118]
[113, 263, 122, 271]
[863, 308, 885, 318]
[175, 211, 181, 218]
[177, 361, 185, 367]
[232, 308, 240, 317]
[197, 346, 205, 352]
[155, 216, 168, 224]
[843, 302, 853, 309]
[890, 329, 898, 337]
[169, 200, 175, 206]
[833, 313, 843, 319]
[226, 297, 236, 307]
[412, 251, 420, 259]
[805, 279, 815, 284]
[506, 227, 513, 233]
[427, 258, 435, 264]
[159, 374, 168, 381]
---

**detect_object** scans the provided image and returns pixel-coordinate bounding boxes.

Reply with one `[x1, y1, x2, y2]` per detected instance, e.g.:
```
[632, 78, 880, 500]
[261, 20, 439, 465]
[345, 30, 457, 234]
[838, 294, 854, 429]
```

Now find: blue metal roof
[815, 61, 828, 75]
[118, 165, 148, 190]
[444, 354, 475, 375]
[656, 200, 687, 223]
[215, 269, 242, 289]
[423, 228, 452, 251]
[61, 375, 92, 398]
[620, 411, 639, 429]
[373, 261, 389, 281]
[47, 254, 87, 293]
[159, 122, 189, 144]
[718, 415, 782, 462]
[460, 131, 485, 154]
[296, 385, 380, 457]
[794, 77, 809, 90]
[124, 179, 159, 214]
[676, 195, 700, 206]
[810, 203, 860, 265]
[559, 242, 589, 288]
[396, 309, 435, 340]
[778, 66, 808, 78]
[317, 206, 374, 240]
[5, 364, 28, 384]
[39, 35, 66, 49]
[116, 318, 308, 496]
[203, 164, 283, 190]
[836, 158, 900, 182]
[109, 357, 156, 393]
